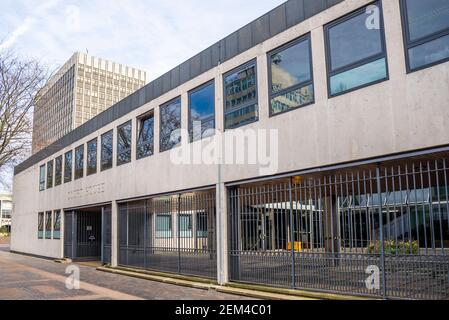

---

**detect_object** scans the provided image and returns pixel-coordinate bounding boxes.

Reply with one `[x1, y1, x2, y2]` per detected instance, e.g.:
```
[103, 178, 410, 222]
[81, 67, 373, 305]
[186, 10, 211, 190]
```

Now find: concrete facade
[11, 0, 449, 285]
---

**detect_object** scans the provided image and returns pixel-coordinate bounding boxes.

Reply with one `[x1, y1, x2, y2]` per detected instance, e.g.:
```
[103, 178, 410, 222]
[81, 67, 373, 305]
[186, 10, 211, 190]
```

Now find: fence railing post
[177, 195, 181, 274]
[376, 166, 387, 299]
[289, 178, 296, 289]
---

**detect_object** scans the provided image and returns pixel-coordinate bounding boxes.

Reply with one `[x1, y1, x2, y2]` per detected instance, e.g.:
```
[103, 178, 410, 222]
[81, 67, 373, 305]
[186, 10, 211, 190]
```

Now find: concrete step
[96, 266, 318, 300]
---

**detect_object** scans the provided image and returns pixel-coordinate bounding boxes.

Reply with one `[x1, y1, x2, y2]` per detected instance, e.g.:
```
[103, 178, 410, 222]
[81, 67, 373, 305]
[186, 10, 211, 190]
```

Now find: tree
[0, 47, 48, 186]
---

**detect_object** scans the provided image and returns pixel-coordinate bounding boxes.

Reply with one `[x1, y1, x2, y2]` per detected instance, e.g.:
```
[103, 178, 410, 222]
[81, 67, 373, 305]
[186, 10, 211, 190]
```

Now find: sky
[0, 0, 286, 193]
[0, 0, 285, 80]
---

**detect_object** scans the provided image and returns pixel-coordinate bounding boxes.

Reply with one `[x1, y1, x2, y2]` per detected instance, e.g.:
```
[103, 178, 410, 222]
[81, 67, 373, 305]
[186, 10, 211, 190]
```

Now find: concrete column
[256, 54, 269, 121]
[60, 211, 65, 259]
[323, 196, 340, 255]
[111, 200, 119, 267]
[181, 92, 189, 138]
[216, 182, 229, 285]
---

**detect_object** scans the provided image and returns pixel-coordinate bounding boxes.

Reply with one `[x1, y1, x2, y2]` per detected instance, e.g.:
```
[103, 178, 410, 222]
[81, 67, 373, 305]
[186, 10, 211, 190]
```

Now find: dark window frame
[117, 120, 132, 166]
[87, 138, 98, 176]
[45, 211, 52, 239]
[74, 144, 84, 180]
[64, 150, 73, 183]
[136, 111, 155, 160]
[155, 214, 173, 239]
[38, 212, 44, 239]
[324, 0, 389, 98]
[159, 97, 182, 153]
[39, 165, 45, 191]
[223, 59, 259, 130]
[400, 0, 449, 73]
[46, 160, 54, 189]
[188, 80, 216, 143]
[267, 33, 315, 117]
[55, 155, 62, 186]
[101, 130, 114, 171]
[53, 210, 61, 240]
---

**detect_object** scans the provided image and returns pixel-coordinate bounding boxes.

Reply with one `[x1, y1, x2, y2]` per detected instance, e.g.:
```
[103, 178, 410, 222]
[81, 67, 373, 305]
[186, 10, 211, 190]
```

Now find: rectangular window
[101, 130, 113, 171]
[117, 121, 132, 165]
[39, 165, 45, 191]
[45, 211, 52, 239]
[55, 156, 62, 186]
[155, 214, 172, 238]
[324, 1, 388, 97]
[75, 145, 84, 180]
[268, 35, 314, 116]
[160, 98, 181, 152]
[64, 151, 73, 183]
[401, 0, 449, 72]
[179, 214, 193, 238]
[38, 212, 44, 239]
[46, 160, 54, 189]
[53, 210, 61, 240]
[87, 138, 97, 175]
[224, 61, 258, 129]
[196, 212, 208, 238]
[189, 81, 215, 142]
[137, 112, 154, 159]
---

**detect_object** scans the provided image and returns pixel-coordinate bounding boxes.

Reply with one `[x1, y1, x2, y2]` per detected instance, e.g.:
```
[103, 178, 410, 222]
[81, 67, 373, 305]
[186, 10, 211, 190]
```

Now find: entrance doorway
[64, 205, 111, 263]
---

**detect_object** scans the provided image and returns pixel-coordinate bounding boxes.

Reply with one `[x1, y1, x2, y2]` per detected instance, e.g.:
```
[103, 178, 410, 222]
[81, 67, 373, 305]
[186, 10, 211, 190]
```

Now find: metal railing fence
[119, 189, 217, 279]
[229, 156, 449, 299]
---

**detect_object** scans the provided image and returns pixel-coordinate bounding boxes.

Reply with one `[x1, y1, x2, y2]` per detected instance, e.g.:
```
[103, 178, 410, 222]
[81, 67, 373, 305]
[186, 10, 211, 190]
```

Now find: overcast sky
[1, 0, 285, 81]
[0, 0, 286, 192]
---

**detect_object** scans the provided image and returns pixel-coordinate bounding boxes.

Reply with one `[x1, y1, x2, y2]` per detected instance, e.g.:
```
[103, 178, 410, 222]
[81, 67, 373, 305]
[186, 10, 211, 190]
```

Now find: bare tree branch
[0, 44, 50, 183]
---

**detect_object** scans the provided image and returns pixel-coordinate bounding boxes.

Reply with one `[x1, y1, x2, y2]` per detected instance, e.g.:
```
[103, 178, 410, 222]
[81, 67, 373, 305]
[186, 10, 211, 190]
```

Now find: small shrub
[369, 240, 419, 255]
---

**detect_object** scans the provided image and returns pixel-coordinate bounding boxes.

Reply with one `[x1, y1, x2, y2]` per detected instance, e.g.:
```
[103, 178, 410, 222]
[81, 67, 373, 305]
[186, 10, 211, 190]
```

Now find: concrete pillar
[216, 182, 229, 285]
[324, 196, 340, 255]
[60, 211, 65, 259]
[111, 200, 119, 267]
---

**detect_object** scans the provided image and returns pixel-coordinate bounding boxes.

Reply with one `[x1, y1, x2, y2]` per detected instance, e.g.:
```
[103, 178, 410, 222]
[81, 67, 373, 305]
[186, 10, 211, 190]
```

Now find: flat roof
[15, 0, 344, 176]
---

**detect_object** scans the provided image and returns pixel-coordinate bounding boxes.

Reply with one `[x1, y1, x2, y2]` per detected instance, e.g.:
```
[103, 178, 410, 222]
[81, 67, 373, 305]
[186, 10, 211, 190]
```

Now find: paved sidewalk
[0, 247, 253, 300]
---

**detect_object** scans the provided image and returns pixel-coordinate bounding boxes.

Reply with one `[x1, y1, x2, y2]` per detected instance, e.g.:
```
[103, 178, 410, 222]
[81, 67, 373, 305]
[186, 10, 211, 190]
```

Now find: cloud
[0, 0, 285, 80]
[0, 0, 62, 51]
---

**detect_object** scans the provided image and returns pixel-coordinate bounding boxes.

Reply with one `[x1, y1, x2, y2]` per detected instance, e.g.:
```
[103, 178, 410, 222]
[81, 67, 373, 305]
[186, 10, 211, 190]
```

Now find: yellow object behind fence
[287, 242, 302, 252]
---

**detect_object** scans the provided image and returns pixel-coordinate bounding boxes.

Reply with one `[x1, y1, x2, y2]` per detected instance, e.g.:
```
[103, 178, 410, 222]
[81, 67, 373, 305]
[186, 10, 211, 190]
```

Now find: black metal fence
[119, 189, 217, 279]
[229, 156, 449, 299]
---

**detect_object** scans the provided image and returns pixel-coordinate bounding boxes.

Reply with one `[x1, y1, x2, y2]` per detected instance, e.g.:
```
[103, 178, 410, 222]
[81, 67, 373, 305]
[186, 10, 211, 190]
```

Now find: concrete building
[0, 194, 13, 232]
[32, 52, 147, 154]
[11, 0, 449, 300]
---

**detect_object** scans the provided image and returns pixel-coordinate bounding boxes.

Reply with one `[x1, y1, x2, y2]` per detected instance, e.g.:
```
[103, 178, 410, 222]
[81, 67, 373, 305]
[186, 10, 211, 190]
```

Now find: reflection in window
[179, 215, 193, 238]
[64, 151, 73, 183]
[224, 62, 258, 129]
[46, 160, 53, 189]
[38, 212, 44, 239]
[101, 130, 113, 171]
[45, 211, 52, 239]
[325, 1, 388, 96]
[87, 138, 97, 175]
[39, 165, 45, 191]
[402, 0, 449, 71]
[160, 99, 181, 152]
[75, 145, 84, 179]
[137, 113, 154, 159]
[53, 210, 61, 240]
[269, 36, 314, 115]
[55, 156, 62, 186]
[189, 82, 215, 142]
[117, 121, 132, 166]
[156, 214, 172, 238]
